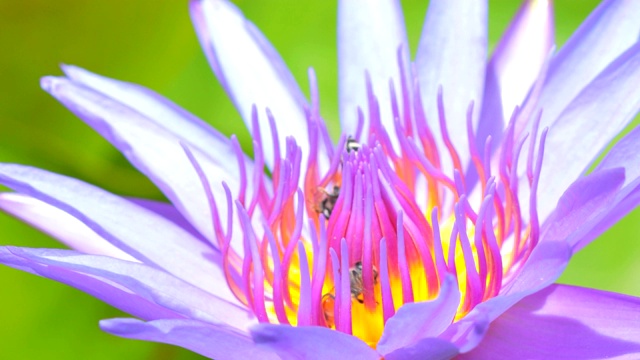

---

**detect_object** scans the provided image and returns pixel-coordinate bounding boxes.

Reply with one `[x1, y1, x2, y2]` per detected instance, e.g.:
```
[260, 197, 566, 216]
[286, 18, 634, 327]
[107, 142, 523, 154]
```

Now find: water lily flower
[2, 0, 640, 358]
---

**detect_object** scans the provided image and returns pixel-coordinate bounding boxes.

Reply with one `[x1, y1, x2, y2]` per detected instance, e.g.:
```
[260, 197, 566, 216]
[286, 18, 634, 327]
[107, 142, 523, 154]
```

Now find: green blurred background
[0, 0, 637, 358]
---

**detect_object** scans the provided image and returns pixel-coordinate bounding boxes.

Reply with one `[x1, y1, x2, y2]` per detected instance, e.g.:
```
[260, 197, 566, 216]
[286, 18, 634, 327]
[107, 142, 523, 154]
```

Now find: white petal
[0, 193, 135, 262]
[190, 0, 310, 169]
[337, 0, 410, 144]
[416, 0, 487, 172]
[534, 0, 640, 132]
[538, 42, 640, 219]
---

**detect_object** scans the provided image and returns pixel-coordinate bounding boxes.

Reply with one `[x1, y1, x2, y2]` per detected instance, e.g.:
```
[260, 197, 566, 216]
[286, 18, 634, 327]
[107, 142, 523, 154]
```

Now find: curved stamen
[213, 54, 547, 347]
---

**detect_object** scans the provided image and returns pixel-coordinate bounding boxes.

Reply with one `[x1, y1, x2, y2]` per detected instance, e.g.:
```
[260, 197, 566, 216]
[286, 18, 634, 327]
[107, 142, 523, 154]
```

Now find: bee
[313, 186, 340, 219]
[321, 261, 379, 326]
[346, 136, 361, 153]
[348, 261, 378, 304]
[321, 293, 336, 328]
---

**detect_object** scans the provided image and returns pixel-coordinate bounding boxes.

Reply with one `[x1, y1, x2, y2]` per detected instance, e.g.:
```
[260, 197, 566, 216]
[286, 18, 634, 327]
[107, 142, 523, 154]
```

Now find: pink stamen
[527, 110, 543, 185]
[310, 217, 328, 325]
[436, 87, 465, 183]
[430, 208, 448, 281]
[230, 135, 247, 206]
[237, 202, 268, 322]
[379, 238, 395, 322]
[396, 46, 413, 136]
[339, 238, 352, 334]
[362, 185, 376, 310]
[454, 199, 482, 310]
[396, 212, 414, 304]
[267, 109, 281, 185]
[280, 190, 305, 306]
[210, 44, 549, 341]
[529, 128, 548, 251]
[296, 241, 312, 326]
[264, 225, 290, 324]
[330, 247, 342, 329]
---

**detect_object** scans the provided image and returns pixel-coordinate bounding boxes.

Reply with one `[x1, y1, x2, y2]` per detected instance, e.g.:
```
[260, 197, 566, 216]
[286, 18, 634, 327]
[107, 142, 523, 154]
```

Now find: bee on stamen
[321, 261, 379, 327]
[349, 261, 378, 304]
[313, 186, 340, 219]
[346, 136, 361, 153]
[321, 293, 335, 328]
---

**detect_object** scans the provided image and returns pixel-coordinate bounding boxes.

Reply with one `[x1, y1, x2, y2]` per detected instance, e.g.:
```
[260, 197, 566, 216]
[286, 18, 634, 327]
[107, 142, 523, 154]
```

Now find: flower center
[186, 64, 547, 347]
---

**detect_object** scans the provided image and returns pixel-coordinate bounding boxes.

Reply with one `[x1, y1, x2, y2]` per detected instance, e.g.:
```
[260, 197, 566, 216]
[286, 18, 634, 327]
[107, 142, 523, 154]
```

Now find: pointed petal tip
[40, 75, 73, 97]
[40, 76, 57, 93]
[188, 0, 203, 14]
[99, 318, 132, 334]
[60, 63, 88, 80]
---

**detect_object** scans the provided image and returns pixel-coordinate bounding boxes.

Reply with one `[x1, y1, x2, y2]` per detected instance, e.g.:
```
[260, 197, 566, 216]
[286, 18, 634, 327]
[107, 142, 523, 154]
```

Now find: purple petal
[41, 75, 248, 251]
[384, 338, 458, 360]
[534, 0, 640, 134]
[438, 313, 490, 354]
[0, 192, 135, 261]
[337, 0, 410, 140]
[0, 163, 238, 303]
[502, 240, 571, 298]
[416, 0, 487, 171]
[441, 239, 571, 352]
[478, 0, 553, 145]
[569, 182, 640, 252]
[541, 167, 625, 247]
[548, 128, 640, 252]
[101, 318, 277, 360]
[537, 41, 640, 220]
[466, 171, 627, 319]
[190, 0, 309, 169]
[251, 324, 379, 360]
[0, 247, 181, 321]
[377, 275, 459, 355]
[491, 0, 553, 121]
[128, 197, 208, 243]
[443, 168, 627, 351]
[60, 65, 240, 174]
[0, 247, 255, 330]
[459, 285, 640, 359]
[597, 124, 640, 189]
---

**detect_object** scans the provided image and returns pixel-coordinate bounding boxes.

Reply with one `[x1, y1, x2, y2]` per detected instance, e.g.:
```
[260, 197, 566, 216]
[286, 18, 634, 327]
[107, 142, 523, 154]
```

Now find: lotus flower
[2, 0, 640, 358]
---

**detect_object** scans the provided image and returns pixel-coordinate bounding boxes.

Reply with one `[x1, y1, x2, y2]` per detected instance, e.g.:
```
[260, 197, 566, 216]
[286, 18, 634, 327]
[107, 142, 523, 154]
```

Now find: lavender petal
[0, 163, 237, 303]
[0, 247, 255, 330]
[441, 239, 571, 352]
[0, 247, 182, 322]
[384, 338, 458, 360]
[0, 192, 134, 261]
[189, 0, 310, 169]
[443, 169, 627, 351]
[60, 64, 243, 177]
[377, 275, 459, 355]
[477, 0, 553, 147]
[542, 167, 625, 247]
[534, 0, 640, 134]
[416, 0, 487, 172]
[459, 285, 640, 359]
[128, 197, 209, 243]
[251, 324, 380, 360]
[537, 41, 640, 220]
[597, 124, 640, 190]
[101, 318, 277, 360]
[41, 75, 249, 252]
[564, 178, 640, 253]
[337, 0, 410, 141]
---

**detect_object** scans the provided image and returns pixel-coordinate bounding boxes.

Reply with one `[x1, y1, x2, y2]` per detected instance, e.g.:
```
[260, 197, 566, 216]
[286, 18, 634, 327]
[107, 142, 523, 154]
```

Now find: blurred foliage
[0, 0, 637, 359]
